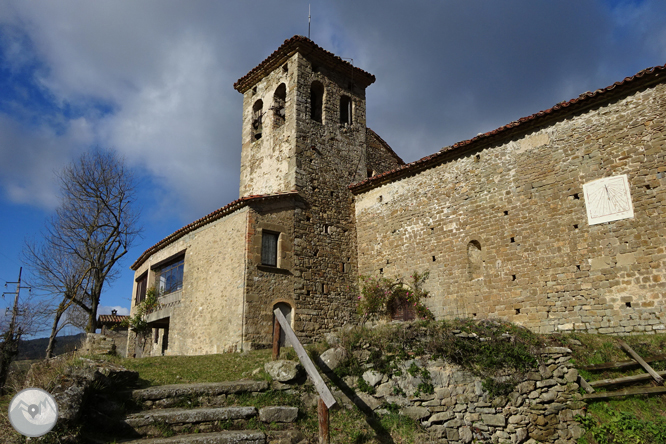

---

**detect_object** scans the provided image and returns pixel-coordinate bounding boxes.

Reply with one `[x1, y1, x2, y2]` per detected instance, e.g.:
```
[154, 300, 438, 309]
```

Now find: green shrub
[357, 271, 434, 322]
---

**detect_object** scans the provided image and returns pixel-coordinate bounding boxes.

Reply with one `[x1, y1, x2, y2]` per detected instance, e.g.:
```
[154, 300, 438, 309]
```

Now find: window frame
[135, 272, 148, 305]
[152, 253, 185, 296]
[261, 231, 280, 267]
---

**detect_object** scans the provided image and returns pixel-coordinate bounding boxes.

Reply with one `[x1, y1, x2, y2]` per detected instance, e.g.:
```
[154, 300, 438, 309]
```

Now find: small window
[310, 81, 324, 122]
[273, 83, 286, 128]
[135, 273, 147, 305]
[252, 99, 263, 140]
[262, 231, 279, 267]
[156, 257, 184, 295]
[340, 95, 352, 125]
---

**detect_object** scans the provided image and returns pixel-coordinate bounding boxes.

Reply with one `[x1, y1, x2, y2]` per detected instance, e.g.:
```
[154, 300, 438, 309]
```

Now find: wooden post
[318, 397, 330, 444]
[619, 341, 664, 385]
[272, 316, 281, 361]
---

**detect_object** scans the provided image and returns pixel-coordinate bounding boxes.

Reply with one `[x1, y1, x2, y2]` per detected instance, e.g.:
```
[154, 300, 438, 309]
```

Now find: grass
[119, 349, 273, 387]
[544, 332, 666, 444]
[3, 327, 666, 444]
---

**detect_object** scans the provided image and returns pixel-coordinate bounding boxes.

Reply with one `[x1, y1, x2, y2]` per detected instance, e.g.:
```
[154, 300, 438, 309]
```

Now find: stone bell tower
[234, 36, 379, 342]
[233, 35, 376, 199]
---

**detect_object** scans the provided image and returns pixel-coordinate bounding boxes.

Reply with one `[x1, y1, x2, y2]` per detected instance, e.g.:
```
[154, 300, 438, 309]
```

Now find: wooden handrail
[273, 308, 335, 444]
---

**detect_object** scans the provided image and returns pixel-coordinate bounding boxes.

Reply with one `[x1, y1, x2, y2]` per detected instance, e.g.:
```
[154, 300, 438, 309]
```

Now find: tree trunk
[45, 303, 66, 359]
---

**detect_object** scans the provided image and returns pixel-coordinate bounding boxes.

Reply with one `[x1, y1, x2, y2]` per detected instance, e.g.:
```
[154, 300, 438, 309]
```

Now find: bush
[357, 271, 434, 322]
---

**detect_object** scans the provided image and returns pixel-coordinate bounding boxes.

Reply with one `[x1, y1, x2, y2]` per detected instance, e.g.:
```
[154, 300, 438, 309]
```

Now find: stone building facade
[128, 35, 666, 357]
[351, 70, 666, 335]
[128, 36, 403, 356]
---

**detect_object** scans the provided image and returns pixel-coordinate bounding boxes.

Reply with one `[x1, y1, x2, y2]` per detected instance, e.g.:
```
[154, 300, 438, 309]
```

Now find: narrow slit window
[252, 99, 263, 140]
[261, 231, 279, 267]
[273, 83, 286, 128]
[340, 95, 352, 125]
[310, 81, 324, 122]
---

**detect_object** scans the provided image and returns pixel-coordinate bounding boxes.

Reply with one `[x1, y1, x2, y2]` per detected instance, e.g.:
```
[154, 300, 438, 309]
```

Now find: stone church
[127, 35, 666, 357]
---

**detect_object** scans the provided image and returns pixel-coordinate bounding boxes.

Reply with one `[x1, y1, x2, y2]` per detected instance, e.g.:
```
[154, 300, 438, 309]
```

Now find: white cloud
[1, 0, 666, 218]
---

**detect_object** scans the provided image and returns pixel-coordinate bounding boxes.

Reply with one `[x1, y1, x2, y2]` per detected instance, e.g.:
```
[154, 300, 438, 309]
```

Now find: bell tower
[233, 36, 376, 199]
[234, 36, 378, 341]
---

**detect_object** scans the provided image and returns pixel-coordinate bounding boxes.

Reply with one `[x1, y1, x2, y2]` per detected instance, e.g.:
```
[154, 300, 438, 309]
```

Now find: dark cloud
[1, 0, 664, 220]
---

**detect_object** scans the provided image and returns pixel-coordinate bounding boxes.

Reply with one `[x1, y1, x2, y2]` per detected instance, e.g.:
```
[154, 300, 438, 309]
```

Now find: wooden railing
[273, 308, 336, 444]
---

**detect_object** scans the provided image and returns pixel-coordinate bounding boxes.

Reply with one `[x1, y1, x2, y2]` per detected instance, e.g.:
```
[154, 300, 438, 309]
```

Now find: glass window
[156, 258, 184, 295]
[261, 231, 279, 267]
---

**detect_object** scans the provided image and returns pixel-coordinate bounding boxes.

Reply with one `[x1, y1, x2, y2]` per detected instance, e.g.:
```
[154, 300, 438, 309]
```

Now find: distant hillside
[16, 333, 86, 360]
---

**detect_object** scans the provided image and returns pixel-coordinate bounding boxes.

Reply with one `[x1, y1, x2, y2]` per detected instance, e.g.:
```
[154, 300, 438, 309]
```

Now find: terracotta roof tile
[234, 35, 375, 93]
[98, 314, 128, 324]
[131, 191, 300, 270]
[350, 64, 666, 194]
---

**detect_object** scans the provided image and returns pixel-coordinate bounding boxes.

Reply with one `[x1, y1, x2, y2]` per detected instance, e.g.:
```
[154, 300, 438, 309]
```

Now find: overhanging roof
[234, 35, 375, 94]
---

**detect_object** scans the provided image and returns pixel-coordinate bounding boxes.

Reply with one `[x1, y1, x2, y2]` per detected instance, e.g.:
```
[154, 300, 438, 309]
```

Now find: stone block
[481, 413, 506, 427]
[258, 406, 298, 423]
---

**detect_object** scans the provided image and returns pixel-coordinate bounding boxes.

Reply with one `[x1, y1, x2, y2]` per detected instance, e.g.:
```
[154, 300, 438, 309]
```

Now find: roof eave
[350, 64, 666, 195]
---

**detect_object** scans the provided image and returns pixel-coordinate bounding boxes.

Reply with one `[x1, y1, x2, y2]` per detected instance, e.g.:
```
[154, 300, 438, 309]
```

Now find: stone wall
[366, 128, 404, 176]
[128, 207, 249, 356]
[289, 52, 373, 341]
[243, 198, 298, 347]
[354, 82, 666, 334]
[335, 346, 583, 443]
[239, 53, 298, 198]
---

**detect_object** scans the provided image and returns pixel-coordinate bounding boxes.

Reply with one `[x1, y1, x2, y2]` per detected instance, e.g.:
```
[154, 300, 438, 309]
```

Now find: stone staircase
[86, 380, 305, 444]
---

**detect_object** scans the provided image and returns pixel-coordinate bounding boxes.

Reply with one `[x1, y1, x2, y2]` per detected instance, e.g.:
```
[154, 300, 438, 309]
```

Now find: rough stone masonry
[352, 74, 666, 335]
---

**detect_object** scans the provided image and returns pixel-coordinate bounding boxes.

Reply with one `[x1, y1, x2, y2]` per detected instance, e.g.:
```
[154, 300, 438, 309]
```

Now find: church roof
[350, 63, 666, 194]
[131, 191, 300, 270]
[234, 35, 376, 93]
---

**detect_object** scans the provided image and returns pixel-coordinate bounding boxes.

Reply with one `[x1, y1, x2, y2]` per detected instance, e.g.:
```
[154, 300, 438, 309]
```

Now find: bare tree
[23, 240, 92, 357]
[24, 148, 140, 340]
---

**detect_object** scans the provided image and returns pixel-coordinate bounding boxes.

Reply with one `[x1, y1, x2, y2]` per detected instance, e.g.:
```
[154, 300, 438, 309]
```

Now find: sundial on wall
[582, 174, 634, 225]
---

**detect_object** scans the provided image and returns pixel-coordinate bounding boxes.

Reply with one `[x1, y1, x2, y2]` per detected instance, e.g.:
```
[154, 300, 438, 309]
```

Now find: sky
[0, 0, 665, 337]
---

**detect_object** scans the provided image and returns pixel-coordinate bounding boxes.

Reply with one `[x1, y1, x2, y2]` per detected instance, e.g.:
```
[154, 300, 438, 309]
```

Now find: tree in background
[24, 149, 141, 345]
[23, 240, 92, 358]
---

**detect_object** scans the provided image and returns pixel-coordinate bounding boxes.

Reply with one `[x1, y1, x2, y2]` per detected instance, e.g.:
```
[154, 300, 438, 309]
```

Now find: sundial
[582, 175, 634, 225]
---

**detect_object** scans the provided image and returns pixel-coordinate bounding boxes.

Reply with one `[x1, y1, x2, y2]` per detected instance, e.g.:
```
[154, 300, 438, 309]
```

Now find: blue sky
[1, 0, 665, 337]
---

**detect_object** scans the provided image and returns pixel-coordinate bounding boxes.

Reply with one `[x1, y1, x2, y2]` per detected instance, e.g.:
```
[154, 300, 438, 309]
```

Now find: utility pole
[0, 267, 30, 394]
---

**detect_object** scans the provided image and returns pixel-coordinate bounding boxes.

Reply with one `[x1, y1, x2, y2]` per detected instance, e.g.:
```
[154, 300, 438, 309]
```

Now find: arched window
[273, 302, 292, 347]
[252, 99, 263, 140]
[310, 81, 324, 123]
[467, 240, 483, 281]
[273, 83, 286, 128]
[340, 95, 352, 125]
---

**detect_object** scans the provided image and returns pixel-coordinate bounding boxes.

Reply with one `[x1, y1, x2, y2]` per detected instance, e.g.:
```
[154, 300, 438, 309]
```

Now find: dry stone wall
[340, 346, 583, 444]
[354, 83, 666, 334]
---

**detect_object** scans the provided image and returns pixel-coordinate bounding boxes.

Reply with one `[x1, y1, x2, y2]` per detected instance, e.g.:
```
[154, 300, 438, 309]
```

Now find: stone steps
[124, 406, 258, 430]
[117, 430, 266, 444]
[131, 380, 269, 403]
[96, 380, 302, 444]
